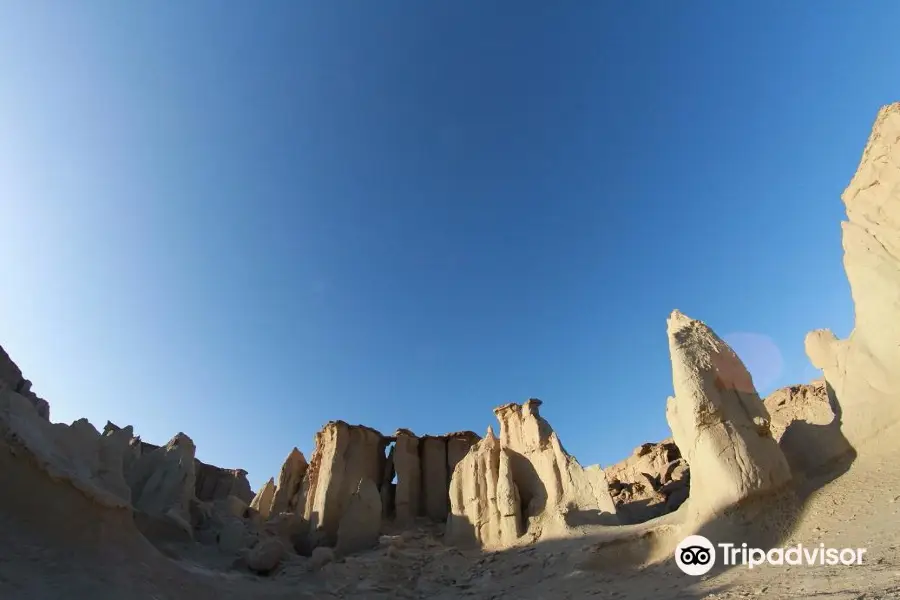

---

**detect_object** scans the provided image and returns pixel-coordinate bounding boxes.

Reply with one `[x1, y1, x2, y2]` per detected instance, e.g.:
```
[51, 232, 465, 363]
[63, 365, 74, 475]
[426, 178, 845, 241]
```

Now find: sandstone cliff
[806, 102, 900, 451]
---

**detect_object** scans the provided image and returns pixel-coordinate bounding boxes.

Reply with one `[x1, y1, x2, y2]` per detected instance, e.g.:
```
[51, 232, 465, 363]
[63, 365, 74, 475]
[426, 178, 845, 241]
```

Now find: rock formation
[446, 427, 522, 549]
[0, 345, 50, 420]
[606, 438, 689, 523]
[126, 432, 198, 535]
[494, 399, 617, 533]
[391, 429, 421, 524]
[302, 421, 388, 547]
[251, 477, 277, 520]
[806, 102, 900, 451]
[269, 447, 309, 516]
[446, 400, 617, 549]
[0, 388, 132, 508]
[335, 478, 383, 555]
[763, 380, 852, 477]
[666, 310, 792, 521]
[195, 460, 254, 504]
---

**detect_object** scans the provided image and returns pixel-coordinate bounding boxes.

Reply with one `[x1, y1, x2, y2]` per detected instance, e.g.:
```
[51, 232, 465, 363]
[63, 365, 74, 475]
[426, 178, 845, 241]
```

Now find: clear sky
[1, 3, 897, 490]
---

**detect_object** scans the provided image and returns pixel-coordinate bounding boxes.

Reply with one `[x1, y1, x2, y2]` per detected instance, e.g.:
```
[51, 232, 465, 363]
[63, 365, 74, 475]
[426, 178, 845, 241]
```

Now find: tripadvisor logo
[675, 535, 867, 576]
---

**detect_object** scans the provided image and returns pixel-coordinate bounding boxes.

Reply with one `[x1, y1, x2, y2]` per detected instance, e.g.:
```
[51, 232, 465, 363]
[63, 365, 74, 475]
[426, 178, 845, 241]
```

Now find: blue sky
[1, 2, 897, 490]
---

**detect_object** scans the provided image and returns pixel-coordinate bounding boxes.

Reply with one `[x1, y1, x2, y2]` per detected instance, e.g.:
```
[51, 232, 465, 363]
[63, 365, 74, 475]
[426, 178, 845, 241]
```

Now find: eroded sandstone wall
[806, 102, 900, 451]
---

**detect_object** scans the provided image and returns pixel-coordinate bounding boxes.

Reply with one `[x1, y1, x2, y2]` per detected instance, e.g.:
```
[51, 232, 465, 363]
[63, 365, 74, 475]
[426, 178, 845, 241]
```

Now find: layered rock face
[446, 427, 522, 548]
[806, 103, 900, 450]
[0, 345, 50, 420]
[446, 400, 617, 549]
[251, 477, 277, 520]
[666, 310, 791, 521]
[606, 439, 689, 524]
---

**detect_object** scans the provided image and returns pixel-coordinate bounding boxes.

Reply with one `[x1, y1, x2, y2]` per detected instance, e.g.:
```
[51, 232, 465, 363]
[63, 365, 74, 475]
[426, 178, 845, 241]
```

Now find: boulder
[126, 432, 197, 528]
[391, 429, 421, 524]
[665, 310, 791, 521]
[806, 102, 900, 450]
[763, 380, 853, 476]
[335, 477, 382, 555]
[250, 477, 276, 521]
[269, 447, 308, 516]
[446, 427, 522, 549]
[246, 537, 286, 574]
[302, 421, 388, 547]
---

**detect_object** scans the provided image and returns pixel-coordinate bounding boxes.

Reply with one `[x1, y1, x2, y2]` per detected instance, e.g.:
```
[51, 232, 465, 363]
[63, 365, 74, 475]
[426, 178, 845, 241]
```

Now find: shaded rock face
[494, 399, 617, 530]
[105, 421, 253, 505]
[335, 478, 382, 555]
[250, 477, 277, 521]
[302, 421, 388, 547]
[806, 103, 900, 451]
[446, 427, 522, 549]
[0, 344, 50, 420]
[763, 380, 853, 477]
[126, 432, 197, 531]
[391, 429, 421, 525]
[0, 389, 131, 508]
[381, 429, 481, 524]
[606, 439, 689, 524]
[666, 310, 792, 522]
[195, 461, 253, 504]
[447, 400, 617, 549]
[269, 447, 308, 516]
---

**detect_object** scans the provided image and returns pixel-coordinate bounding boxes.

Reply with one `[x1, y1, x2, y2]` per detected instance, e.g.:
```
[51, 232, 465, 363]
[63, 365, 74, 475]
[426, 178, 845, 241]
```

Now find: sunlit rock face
[666, 310, 791, 522]
[806, 103, 900, 451]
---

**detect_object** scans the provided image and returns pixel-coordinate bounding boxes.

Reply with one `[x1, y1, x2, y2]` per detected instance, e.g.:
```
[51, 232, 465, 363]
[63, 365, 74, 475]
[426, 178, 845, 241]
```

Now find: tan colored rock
[763, 380, 852, 476]
[127, 432, 197, 531]
[494, 399, 617, 532]
[806, 103, 900, 451]
[0, 389, 131, 508]
[250, 477, 276, 520]
[446, 427, 522, 549]
[392, 429, 421, 524]
[666, 310, 791, 521]
[420, 436, 449, 521]
[446, 431, 480, 475]
[335, 478, 382, 555]
[269, 447, 308, 516]
[302, 421, 388, 547]
[606, 439, 689, 524]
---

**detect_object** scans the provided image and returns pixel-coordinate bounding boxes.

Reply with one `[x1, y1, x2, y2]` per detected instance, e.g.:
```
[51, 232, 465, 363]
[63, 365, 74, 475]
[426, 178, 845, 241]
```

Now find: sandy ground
[3, 419, 900, 600]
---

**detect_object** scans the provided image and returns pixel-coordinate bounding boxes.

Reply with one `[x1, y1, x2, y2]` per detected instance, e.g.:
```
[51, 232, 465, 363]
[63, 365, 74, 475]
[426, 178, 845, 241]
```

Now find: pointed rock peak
[485, 425, 496, 439]
[394, 428, 417, 438]
[285, 447, 307, 464]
